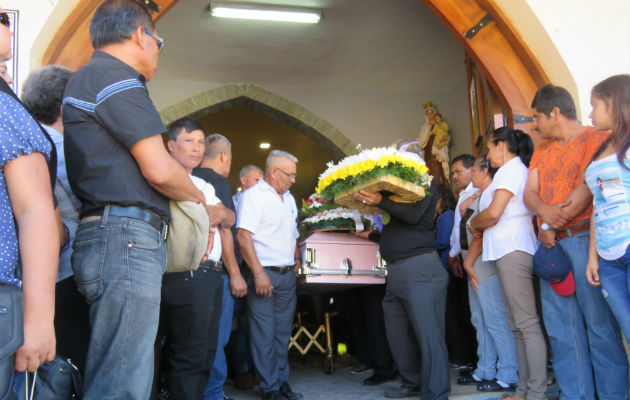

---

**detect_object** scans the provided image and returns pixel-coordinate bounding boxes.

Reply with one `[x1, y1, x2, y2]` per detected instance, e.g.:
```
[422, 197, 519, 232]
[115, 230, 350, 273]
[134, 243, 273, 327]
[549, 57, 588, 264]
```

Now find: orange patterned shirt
[529, 126, 609, 228]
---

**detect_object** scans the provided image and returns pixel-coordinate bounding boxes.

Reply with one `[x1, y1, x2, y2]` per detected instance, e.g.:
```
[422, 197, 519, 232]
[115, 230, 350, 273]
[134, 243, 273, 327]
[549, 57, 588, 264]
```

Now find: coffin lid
[300, 232, 376, 246]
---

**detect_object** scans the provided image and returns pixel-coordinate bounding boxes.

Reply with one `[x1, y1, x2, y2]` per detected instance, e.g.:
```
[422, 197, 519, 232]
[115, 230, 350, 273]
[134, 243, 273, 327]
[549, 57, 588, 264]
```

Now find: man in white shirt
[448, 154, 477, 272]
[236, 150, 302, 400]
[161, 120, 235, 400]
[233, 164, 263, 210]
[444, 154, 477, 368]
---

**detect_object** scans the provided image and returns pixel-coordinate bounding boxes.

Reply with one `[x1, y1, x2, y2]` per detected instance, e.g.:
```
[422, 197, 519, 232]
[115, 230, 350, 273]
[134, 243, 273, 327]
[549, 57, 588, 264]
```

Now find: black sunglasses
[0, 13, 10, 28]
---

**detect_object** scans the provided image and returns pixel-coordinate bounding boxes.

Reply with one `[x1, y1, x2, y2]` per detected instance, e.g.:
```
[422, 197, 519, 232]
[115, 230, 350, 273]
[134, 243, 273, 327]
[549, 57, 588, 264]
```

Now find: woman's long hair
[591, 74, 630, 169]
[488, 126, 534, 167]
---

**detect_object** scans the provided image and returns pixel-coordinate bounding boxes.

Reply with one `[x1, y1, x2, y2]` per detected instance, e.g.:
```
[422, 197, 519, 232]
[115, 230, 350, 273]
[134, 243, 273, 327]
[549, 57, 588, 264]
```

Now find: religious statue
[417, 101, 450, 188]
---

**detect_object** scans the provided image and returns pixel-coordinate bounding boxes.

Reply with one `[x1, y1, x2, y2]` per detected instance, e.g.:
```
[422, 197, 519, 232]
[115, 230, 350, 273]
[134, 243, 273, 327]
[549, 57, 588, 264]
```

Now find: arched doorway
[39, 0, 566, 147]
[160, 84, 355, 159]
[160, 84, 351, 202]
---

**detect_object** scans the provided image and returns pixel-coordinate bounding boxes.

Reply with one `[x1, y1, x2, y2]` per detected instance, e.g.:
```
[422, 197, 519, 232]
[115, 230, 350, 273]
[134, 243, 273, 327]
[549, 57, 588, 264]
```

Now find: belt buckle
[162, 223, 169, 241]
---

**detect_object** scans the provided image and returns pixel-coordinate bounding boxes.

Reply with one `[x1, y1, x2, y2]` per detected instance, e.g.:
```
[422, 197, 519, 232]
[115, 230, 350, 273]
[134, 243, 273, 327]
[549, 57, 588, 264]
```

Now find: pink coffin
[298, 232, 386, 284]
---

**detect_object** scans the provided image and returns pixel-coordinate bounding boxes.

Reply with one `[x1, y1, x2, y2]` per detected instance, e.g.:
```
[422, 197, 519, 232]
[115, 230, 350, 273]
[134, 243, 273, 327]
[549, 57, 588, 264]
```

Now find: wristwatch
[541, 222, 554, 232]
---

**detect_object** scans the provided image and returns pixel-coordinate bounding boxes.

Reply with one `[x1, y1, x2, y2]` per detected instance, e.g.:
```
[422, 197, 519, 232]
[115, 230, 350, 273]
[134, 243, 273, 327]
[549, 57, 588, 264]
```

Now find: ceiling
[155, 0, 465, 93]
[154, 0, 466, 202]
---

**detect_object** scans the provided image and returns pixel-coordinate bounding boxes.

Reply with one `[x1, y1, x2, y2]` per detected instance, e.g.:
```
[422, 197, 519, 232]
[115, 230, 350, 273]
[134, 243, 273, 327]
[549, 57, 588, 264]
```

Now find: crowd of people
[0, 1, 629, 400]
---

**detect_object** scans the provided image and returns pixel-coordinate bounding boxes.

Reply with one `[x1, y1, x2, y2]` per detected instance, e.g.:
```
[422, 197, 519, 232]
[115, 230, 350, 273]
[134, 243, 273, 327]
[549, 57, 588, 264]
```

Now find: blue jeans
[204, 273, 235, 400]
[599, 244, 630, 341]
[541, 233, 628, 400]
[468, 274, 518, 383]
[72, 216, 166, 400]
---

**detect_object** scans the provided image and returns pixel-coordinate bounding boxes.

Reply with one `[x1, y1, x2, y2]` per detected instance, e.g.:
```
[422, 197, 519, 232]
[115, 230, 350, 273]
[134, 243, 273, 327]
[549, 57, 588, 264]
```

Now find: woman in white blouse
[469, 127, 546, 400]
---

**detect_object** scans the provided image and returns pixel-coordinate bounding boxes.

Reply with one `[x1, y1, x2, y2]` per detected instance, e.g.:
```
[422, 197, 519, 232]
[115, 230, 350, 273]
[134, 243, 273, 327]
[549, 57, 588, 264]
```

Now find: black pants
[444, 268, 477, 365]
[159, 267, 223, 400]
[340, 285, 394, 376]
[383, 252, 450, 400]
[54, 276, 91, 373]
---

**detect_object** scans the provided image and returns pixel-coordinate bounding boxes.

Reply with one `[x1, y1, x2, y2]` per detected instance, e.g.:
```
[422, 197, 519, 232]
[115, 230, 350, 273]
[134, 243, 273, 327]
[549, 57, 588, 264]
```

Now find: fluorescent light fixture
[259, 142, 271, 149]
[210, 2, 321, 24]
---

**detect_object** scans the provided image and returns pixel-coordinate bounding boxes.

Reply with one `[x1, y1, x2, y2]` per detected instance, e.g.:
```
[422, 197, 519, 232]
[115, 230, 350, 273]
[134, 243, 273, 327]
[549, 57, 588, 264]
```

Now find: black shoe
[235, 371, 255, 390]
[362, 372, 397, 386]
[384, 386, 421, 399]
[477, 380, 517, 392]
[223, 395, 235, 400]
[261, 390, 285, 400]
[279, 381, 303, 400]
[457, 374, 485, 385]
[349, 362, 374, 375]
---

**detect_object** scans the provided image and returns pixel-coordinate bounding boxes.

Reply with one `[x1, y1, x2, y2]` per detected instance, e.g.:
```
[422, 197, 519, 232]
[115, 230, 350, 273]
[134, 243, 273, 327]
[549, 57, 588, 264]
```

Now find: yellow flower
[316, 150, 430, 194]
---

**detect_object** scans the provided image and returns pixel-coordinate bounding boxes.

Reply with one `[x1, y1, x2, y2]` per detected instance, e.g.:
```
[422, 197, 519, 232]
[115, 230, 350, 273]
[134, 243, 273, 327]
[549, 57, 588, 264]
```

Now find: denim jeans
[71, 216, 166, 400]
[541, 233, 629, 400]
[0, 286, 22, 400]
[598, 243, 630, 342]
[204, 273, 235, 400]
[468, 274, 518, 384]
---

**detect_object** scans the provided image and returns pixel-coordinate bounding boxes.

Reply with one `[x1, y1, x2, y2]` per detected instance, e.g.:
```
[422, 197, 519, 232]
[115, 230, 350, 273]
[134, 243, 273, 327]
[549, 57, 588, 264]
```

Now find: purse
[17, 356, 83, 399]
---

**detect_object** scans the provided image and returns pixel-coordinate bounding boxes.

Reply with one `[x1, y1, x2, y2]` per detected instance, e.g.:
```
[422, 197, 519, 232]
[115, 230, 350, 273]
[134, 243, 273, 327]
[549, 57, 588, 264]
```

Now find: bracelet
[254, 272, 266, 280]
[294, 256, 302, 263]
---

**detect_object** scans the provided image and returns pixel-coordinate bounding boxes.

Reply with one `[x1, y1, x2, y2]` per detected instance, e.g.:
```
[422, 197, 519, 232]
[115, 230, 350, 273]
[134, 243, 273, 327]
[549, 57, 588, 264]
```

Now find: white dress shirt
[190, 175, 222, 262]
[449, 182, 477, 258]
[236, 178, 299, 267]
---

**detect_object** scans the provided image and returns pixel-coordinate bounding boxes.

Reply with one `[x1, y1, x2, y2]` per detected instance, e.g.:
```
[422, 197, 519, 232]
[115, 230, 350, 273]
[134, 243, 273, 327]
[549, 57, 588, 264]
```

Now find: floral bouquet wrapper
[299, 207, 372, 236]
[315, 147, 432, 214]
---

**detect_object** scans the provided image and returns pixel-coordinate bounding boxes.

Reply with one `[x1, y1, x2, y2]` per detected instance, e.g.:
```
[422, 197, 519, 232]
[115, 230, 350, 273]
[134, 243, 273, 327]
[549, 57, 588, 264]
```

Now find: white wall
[526, 0, 630, 121]
[2, 0, 56, 94]
[496, 0, 630, 121]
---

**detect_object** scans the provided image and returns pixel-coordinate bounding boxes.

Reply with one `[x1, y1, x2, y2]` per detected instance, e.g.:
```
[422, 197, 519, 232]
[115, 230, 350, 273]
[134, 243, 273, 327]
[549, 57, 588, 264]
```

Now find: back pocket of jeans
[71, 237, 107, 304]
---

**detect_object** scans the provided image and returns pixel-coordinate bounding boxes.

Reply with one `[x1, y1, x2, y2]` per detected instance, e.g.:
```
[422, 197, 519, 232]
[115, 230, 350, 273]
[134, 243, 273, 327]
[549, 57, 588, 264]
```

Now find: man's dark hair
[89, 0, 155, 49]
[530, 84, 577, 120]
[450, 154, 475, 169]
[21, 65, 73, 125]
[438, 187, 457, 212]
[168, 117, 203, 141]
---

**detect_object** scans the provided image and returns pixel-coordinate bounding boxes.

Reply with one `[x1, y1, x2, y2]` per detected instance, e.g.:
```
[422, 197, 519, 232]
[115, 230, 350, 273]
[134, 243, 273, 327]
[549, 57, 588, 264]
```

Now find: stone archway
[159, 84, 355, 160]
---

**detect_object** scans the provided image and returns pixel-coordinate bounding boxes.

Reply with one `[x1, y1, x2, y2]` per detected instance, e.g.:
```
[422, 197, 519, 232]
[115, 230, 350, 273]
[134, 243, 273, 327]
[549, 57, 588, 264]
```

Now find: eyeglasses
[276, 167, 297, 180]
[0, 13, 10, 28]
[144, 28, 164, 52]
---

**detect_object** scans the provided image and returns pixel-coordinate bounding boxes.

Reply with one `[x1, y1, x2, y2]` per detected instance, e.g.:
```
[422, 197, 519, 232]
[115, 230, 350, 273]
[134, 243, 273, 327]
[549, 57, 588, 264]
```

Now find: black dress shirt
[192, 167, 242, 264]
[373, 182, 438, 263]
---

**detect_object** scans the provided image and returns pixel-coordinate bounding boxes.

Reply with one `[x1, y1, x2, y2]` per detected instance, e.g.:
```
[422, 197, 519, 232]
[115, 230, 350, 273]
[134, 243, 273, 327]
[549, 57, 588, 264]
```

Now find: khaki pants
[495, 251, 547, 400]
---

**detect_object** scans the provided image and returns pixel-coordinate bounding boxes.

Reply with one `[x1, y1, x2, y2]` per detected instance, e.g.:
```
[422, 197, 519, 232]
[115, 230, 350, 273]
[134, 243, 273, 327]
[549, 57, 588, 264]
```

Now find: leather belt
[199, 260, 223, 272]
[81, 205, 168, 240]
[264, 265, 294, 274]
[556, 219, 590, 240]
